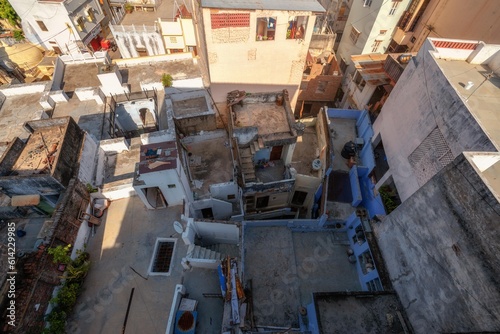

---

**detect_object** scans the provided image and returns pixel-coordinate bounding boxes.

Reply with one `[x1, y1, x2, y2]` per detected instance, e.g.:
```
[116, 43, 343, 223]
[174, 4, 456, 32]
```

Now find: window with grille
[170, 36, 177, 43]
[36, 20, 48, 32]
[372, 40, 382, 52]
[363, 0, 372, 7]
[389, 1, 400, 15]
[350, 26, 360, 44]
[379, 30, 387, 35]
[148, 238, 176, 275]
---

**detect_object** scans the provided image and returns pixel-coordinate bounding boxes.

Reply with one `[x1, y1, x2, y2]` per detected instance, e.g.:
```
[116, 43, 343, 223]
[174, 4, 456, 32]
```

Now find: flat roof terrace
[233, 102, 291, 136]
[11, 127, 63, 176]
[243, 226, 360, 328]
[436, 59, 500, 149]
[0, 91, 45, 143]
[182, 131, 233, 198]
[314, 292, 411, 333]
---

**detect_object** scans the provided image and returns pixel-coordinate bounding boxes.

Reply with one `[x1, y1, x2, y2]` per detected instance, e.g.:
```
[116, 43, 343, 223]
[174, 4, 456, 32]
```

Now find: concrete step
[241, 148, 252, 158]
[242, 162, 253, 169]
[241, 156, 252, 164]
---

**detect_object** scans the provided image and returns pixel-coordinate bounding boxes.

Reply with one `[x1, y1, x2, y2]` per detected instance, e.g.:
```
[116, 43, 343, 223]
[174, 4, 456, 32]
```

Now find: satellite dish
[173, 221, 184, 234]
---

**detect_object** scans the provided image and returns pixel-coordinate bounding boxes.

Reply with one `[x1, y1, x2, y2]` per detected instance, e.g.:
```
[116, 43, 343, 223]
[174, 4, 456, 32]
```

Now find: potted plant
[125, 3, 134, 13]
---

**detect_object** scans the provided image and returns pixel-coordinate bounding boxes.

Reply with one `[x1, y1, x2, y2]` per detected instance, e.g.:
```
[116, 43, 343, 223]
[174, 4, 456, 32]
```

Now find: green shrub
[48, 244, 71, 264]
[13, 29, 23, 41]
[161, 73, 173, 87]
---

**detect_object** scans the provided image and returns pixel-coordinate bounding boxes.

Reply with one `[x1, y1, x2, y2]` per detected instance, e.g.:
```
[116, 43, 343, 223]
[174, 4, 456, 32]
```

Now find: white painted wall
[210, 182, 239, 202]
[99, 137, 130, 153]
[136, 167, 187, 206]
[0, 82, 47, 96]
[12, 0, 104, 55]
[186, 220, 239, 244]
[373, 39, 497, 201]
[78, 133, 99, 184]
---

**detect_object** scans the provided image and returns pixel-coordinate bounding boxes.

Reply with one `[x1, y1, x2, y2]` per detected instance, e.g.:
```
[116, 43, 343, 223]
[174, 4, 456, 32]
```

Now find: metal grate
[152, 241, 175, 273]
[211, 13, 250, 29]
[408, 127, 453, 186]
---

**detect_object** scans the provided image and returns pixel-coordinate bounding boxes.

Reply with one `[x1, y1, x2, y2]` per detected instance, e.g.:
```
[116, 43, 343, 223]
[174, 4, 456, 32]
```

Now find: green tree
[0, 0, 20, 27]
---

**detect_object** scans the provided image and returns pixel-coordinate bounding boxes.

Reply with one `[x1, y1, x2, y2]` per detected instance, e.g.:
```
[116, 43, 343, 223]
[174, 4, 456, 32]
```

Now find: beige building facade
[388, 0, 500, 52]
[194, 0, 325, 105]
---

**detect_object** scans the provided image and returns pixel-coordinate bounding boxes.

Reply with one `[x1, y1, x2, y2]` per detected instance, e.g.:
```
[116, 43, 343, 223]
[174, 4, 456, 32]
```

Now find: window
[36, 20, 48, 32]
[389, 1, 400, 15]
[410, 36, 416, 43]
[371, 39, 382, 52]
[256, 17, 276, 41]
[76, 17, 85, 31]
[350, 26, 361, 44]
[168, 184, 176, 188]
[291, 191, 308, 206]
[335, 31, 343, 43]
[287, 16, 308, 40]
[169, 36, 177, 43]
[315, 81, 328, 94]
[379, 30, 387, 35]
[363, 0, 372, 7]
[353, 70, 366, 91]
[256, 196, 269, 208]
[87, 8, 95, 22]
[339, 58, 348, 74]
[227, 194, 236, 200]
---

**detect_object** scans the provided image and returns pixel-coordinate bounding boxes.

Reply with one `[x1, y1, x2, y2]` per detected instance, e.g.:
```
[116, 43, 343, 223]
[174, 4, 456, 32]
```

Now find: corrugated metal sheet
[201, 0, 325, 12]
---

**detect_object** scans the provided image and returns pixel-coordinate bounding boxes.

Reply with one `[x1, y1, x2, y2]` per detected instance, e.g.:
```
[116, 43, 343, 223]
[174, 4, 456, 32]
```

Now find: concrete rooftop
[243, 226, 360, 328]
[0, 91, 46, 144]
[290, 122, 321, 177]
[325, 117, 358, 221]
[11, 127, 62, 176]
[436, 59, 500, 150]
[233, 102, 291, 136]
[314, 292, 410, 333]
[69, 196, 224, 333]
[182, 131, 234, 198]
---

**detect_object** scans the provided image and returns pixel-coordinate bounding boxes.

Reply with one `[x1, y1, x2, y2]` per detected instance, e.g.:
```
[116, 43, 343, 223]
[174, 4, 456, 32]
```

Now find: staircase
[240, 147, 255, 183]
[240, 138, 264, 183]
[186, 244, 224, 261]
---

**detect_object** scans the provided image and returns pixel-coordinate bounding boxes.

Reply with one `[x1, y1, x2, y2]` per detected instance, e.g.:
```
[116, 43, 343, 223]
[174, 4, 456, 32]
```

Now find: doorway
[270, 145, 283, 161]
[141, 187, 167, 209]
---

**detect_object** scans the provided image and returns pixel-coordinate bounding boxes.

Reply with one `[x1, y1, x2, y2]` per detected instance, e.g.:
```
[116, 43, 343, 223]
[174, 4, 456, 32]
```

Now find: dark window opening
[292, 190, 308, 206]
[201, 207, 214, 219]
[358, 251, 375, 275]
[372, 134, 389, 181]
[378, 176, 401, 214]
[37, 20, 48, 32]
[256, 196, 269, 209]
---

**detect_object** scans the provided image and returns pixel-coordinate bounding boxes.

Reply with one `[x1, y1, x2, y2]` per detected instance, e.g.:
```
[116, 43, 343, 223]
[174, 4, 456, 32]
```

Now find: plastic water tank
[312, 159, 322, 171]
